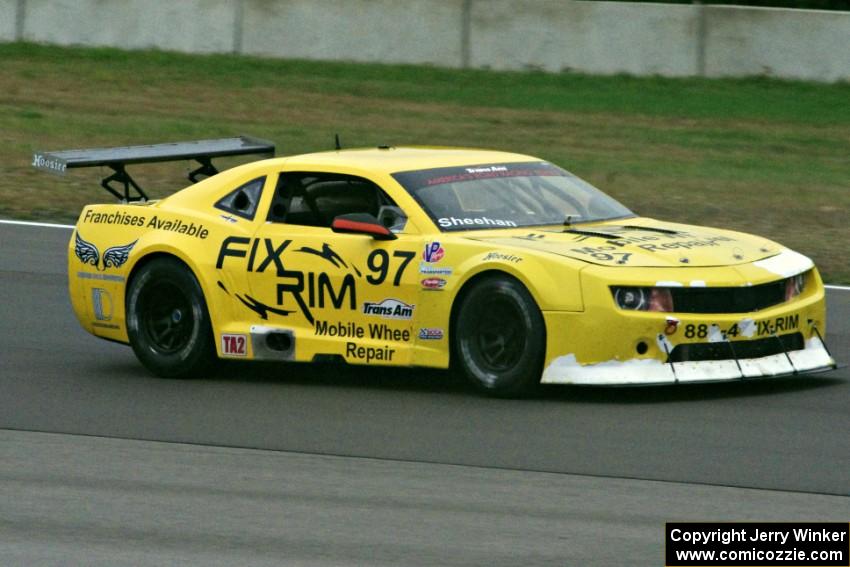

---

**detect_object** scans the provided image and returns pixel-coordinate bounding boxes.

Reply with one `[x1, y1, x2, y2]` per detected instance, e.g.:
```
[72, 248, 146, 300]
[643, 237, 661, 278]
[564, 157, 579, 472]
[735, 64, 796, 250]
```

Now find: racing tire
[453, 275, 545, 397]
[126, 257, 215, 378]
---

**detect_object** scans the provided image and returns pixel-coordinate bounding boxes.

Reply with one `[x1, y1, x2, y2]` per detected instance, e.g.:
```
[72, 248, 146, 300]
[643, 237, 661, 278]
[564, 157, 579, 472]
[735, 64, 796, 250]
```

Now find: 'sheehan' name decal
[438, 217, 518, 229]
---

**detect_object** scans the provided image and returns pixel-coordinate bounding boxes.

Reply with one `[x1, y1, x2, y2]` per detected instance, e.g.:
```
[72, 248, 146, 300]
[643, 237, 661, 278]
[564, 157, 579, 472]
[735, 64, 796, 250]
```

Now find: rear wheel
[126, 257, 214, 378]
[453, 276, 545, 397]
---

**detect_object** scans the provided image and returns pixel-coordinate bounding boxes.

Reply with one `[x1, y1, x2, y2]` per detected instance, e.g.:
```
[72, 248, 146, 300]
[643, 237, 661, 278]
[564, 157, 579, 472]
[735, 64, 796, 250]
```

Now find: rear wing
[31, 136, 275, 202]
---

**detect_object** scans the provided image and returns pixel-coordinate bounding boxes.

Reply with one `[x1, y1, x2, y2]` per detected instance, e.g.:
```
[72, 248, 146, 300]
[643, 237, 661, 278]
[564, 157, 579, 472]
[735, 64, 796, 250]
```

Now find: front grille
[668, 332, 804, 363]
[670, 280, 786, 313]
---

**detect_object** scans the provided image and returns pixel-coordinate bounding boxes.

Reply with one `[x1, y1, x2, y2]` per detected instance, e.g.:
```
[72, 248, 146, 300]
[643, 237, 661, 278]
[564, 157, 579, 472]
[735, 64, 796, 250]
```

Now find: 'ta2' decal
[221, 334, 247, 356]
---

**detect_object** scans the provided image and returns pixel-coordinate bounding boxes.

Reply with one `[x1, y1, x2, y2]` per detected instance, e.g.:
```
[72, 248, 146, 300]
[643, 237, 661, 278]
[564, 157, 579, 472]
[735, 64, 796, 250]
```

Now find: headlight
[784, 272, 806, 301]
[612, 287, 673, 312]
[613, 287, 647, 310]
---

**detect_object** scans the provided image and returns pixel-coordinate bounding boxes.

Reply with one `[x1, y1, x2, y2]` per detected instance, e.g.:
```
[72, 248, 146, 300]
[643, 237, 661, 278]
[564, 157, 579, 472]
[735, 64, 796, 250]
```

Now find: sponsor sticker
[418, 328, 444, 340]
[362, 298, 415, 320]
[465, 165, 507, 173]
[423, 241, 445, 263]
[315, 320, 410, 342]
[419, 263, 452, 275]
[216, 238, 417, 325]
[221, 334, 247, 356]
[421, 277, 447, 290]
[483, 252, 523, 263]
[91, 288, 113, 321]
[217, 237, 356, 325]
[680, 315, 800, 340]
[77, 272, 125, 282]
[31, 153, 67, 173]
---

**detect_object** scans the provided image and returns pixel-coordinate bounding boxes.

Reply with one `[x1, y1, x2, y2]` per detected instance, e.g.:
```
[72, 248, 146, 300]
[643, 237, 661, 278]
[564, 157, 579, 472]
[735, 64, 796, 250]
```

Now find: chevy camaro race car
[34, 137, 836, 396]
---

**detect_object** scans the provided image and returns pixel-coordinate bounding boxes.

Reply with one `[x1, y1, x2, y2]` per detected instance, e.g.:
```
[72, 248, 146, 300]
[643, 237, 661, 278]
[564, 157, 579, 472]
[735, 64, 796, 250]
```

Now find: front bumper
[539, 264, 836, 385]
[541, 336, 835, 385]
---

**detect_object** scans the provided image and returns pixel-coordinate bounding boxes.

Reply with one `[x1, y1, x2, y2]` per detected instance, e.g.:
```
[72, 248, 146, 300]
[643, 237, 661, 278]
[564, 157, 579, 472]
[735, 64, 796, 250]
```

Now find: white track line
[2, 218, 850, 290]
[0, 219, 74, 229]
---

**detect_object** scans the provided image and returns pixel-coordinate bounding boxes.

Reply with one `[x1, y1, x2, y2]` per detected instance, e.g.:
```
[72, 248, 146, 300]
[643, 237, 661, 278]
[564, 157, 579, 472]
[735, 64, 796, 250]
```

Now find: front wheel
[453, 276, 546, 397]
[126, 257, 214, 378]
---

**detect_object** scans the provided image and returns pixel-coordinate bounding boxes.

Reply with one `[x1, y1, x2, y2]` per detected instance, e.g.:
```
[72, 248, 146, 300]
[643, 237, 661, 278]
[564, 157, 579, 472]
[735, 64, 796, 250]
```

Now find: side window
[268, 172, 407, 231]
[215, 177, 265, 220]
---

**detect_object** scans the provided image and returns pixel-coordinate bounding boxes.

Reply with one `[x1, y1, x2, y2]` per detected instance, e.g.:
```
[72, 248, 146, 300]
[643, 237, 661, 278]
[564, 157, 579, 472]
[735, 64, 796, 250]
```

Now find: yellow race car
[34, 137, 836, 396]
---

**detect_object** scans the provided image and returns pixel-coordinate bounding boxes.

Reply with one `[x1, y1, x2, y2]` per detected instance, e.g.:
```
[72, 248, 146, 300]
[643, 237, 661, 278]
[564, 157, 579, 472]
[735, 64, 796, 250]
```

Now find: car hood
[465, 218, 781, 268]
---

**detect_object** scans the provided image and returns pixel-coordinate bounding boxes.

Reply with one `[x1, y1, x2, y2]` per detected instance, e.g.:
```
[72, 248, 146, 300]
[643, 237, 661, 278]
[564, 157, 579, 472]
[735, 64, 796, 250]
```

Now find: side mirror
[377, 205, 407, 232]
[331, 213, 397, 240]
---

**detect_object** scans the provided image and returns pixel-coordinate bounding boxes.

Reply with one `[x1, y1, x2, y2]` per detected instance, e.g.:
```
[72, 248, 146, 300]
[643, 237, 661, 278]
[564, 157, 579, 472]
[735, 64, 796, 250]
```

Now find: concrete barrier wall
[469, 0, 700, 76]
[20, 0, 238, 53]
[3, 0, 849, 82]
[0, 0, 18, 42]
[704, 5, 850, 82]
[241, 0, 466, 66]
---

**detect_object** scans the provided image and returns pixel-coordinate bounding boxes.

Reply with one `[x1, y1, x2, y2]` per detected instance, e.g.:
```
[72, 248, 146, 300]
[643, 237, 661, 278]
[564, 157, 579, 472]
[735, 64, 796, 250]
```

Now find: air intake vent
[668, 333, 804, 362]
[670, 280, 786, 313]
[250, 326, 294, 360]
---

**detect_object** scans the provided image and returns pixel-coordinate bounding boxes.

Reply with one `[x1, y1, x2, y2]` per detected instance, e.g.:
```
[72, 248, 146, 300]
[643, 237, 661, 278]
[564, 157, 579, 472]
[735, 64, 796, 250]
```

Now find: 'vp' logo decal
[423, 241, 444, 263]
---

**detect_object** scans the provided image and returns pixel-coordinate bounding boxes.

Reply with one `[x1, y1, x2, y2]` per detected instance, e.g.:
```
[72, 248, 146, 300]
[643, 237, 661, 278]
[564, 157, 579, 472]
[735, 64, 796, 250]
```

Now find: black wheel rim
[467, 295, 526, 372]
[139, 280, 194, 354]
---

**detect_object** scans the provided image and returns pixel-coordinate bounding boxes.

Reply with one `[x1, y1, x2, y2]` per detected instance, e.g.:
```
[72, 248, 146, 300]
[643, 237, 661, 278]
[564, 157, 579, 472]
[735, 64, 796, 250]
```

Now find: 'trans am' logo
[362, 298, 414, 320]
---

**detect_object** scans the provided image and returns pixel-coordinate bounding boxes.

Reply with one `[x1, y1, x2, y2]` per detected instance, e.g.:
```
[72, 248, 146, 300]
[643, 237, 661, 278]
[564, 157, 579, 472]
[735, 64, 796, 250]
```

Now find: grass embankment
[1, 43, 848, 281]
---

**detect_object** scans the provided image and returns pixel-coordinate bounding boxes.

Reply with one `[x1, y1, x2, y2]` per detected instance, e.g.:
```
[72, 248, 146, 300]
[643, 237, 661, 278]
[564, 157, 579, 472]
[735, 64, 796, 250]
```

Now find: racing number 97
[366, 250, 415, 286]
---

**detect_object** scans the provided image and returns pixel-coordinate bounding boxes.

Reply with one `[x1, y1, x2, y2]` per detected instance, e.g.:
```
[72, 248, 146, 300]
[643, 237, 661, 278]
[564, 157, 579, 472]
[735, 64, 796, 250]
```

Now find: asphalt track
[1, 221, 848, 565]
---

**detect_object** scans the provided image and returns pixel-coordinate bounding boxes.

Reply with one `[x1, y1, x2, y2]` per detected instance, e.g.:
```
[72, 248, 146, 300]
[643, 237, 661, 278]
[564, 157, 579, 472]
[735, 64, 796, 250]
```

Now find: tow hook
[664, 317, 680, 336]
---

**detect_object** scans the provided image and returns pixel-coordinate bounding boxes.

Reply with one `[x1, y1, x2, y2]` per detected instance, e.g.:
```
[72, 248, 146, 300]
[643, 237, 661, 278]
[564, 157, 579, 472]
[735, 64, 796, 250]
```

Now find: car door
[237, 170, 421, 366]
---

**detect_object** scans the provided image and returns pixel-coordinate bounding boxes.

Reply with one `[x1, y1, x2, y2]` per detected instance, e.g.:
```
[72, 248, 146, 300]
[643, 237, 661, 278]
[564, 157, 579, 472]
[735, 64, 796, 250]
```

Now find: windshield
[392, 162, 634, 232]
